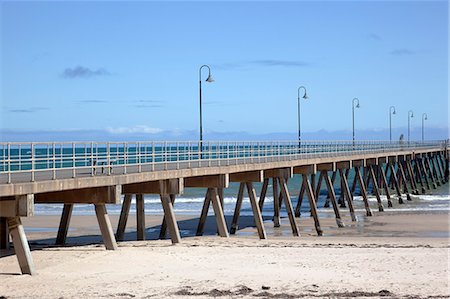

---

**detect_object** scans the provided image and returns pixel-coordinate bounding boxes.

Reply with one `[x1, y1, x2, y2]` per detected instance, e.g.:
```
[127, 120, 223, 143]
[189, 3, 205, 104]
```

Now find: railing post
[123, 142, 127, 174]
[90, 142, 94, 176]
[31, 143, 35, 182]
[137, 142, 141, 173]
[53, 142, 57, 179]
[7, 143, 11, 184]
[107, 142, 111, 176]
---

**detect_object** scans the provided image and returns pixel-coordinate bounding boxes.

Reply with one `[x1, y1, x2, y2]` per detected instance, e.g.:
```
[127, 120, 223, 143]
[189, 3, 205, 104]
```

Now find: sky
[0, 0, 448, 141]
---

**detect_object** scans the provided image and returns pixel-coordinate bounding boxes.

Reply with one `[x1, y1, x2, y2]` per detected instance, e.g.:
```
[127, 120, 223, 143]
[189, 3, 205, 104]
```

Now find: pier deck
[0, 140, 448, 275]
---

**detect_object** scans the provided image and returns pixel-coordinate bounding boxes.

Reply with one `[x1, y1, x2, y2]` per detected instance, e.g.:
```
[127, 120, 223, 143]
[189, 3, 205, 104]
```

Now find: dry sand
[0, 210, 449, 298]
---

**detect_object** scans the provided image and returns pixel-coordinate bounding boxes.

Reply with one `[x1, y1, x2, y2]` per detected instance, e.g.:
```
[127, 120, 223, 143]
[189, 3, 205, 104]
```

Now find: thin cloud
[134, 104, 163, 108]
[213, 59, 311, 70]
[77, 100, 109, 104]
[61, 66, 111, 79]
[368, 33, 382, 41]
[106, 125, 163, 134]
[390, 49, 416, 56]
[250, 60, 310, 67]
[8, 107, 48, 113]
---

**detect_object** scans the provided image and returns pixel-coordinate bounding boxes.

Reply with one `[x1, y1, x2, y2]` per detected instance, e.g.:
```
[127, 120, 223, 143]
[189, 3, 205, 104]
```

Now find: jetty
[0, 140, 448, 275]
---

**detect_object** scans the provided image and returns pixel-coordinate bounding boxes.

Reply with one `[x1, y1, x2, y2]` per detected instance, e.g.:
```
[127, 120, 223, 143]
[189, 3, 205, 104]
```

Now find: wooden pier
[0, 140, 448, 275]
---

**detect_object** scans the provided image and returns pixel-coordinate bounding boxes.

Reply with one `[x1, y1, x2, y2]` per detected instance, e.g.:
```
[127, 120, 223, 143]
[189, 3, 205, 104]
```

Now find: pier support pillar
[397, 162, 412, 201]
[258, 178, 269, 210]
[230, 183, 245, 234]
[424, 156, 438, 189]
[322, 171, 344, 227]
[0, 217, 9, 250]
[159, 194, 177, 240]
[419, 158, 432, 190]
[94, 204, 118, 250]
[56, 204, 73, 245]
[379, 164, 392, 207]
[136, 194, 145, 240]
[229, 173, 267, 239]
[368, 165, 384, 212]
[159, 192, 181, 244]
[279, 177, 300, 236]
[389, 163, 403, 204]
[294, 177, 306, 218]
[324, 171, 337, 208]
[339, 169, 357, 221]
[116, 194, 132, 241]
[273, 178, 281, 227]
[354, 166, 373, 216]
[196, 189, 211, 236]
[8, 217, 35, 275]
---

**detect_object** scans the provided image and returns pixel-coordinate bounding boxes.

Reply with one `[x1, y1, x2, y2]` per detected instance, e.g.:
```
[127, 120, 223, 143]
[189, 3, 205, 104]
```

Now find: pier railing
[0, 140, 446, 183]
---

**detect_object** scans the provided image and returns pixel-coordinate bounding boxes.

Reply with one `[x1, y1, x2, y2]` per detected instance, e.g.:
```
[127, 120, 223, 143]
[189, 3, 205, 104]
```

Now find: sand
[0, 210, 449, 298]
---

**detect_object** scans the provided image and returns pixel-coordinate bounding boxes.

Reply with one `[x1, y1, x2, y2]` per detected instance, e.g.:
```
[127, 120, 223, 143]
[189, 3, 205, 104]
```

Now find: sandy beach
[0, 209, 449, 298]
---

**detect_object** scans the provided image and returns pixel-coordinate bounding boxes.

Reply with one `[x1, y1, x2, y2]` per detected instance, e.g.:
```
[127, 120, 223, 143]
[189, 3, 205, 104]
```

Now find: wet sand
[0, 210, 449, 298]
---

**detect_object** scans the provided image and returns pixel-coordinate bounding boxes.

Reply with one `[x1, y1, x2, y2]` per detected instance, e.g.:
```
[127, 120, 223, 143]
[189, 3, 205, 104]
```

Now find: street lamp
[297, 86, 308, 145]
[408, 110, 414, 143]
[352, 98, 360, 144]
[389, 106, 396, 142]
[422, 113, 428, 142]
[199, 65, 214, 145]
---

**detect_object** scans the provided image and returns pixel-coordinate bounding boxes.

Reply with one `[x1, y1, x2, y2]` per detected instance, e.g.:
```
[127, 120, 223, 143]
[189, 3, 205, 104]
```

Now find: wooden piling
[55, 203, 74, 245]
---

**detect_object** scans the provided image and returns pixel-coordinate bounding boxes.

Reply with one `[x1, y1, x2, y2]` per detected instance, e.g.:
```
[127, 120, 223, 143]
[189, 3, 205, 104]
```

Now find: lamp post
[422, 113, 428, 142]
[297, 86, 308, 146]
[198, 65, 214, 146]
[352, 98, 360, 145]
[389, 106, 396, 142]
[408, 110, 414, 143]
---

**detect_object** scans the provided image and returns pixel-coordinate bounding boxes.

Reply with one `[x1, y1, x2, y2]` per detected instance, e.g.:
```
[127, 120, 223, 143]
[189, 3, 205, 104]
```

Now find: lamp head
[411, 112, 414, 118]
[205, 74, 214, 83]
[302, 92, 308, 100]
[356, 103, 360, 108]
[393, 110, 396, 115]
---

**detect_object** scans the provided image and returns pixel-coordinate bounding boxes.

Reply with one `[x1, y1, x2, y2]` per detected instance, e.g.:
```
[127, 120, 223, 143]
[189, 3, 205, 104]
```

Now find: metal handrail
[0, 140, 446, 184]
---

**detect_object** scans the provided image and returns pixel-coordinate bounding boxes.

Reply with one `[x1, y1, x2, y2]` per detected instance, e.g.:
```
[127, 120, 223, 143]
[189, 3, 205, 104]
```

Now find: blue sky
[0, 1, 448, 141]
